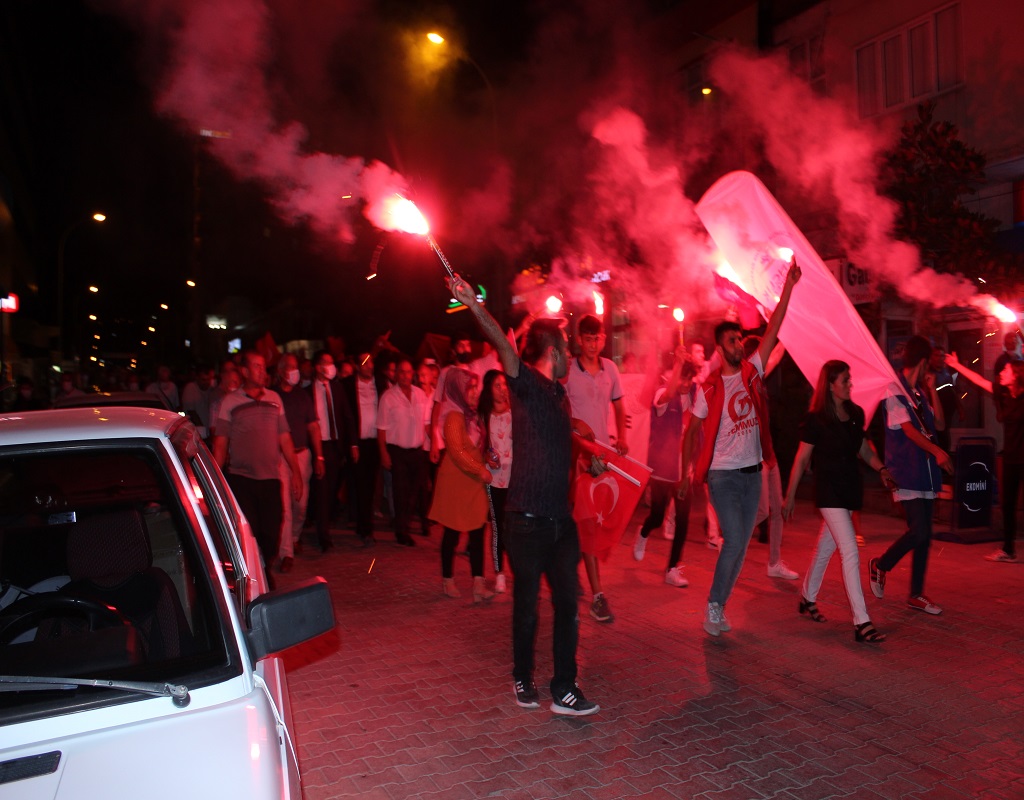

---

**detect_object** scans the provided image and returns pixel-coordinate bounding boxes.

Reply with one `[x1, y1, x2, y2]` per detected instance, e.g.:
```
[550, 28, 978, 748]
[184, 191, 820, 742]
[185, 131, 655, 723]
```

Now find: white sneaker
[767, 561, 799, 580]
[703, 602, 723, 636]
[633, 530, 647, 561]
[718, 607, 732, 632]
[495, 573, 507, 593]
[665, 567, 689, 587]
[985, 549, 1018, 563]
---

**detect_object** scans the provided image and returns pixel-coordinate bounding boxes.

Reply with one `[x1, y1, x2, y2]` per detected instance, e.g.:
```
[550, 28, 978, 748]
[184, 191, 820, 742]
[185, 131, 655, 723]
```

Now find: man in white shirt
[378, 356, 430, 547]
[680, 261, 801, 636]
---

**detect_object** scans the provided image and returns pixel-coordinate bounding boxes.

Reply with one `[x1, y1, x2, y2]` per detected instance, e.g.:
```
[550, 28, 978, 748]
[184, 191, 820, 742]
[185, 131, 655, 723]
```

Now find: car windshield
[0, 442, 237, 721]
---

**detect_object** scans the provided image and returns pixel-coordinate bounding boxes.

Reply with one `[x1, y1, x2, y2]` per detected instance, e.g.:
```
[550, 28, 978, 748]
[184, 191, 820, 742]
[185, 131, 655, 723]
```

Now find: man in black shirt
[449, 273, 599, 717]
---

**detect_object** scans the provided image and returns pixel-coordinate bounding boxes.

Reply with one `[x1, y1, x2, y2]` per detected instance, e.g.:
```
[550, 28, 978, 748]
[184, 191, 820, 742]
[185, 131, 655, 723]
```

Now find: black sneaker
[513, 680, 540, 709]
[551, 686, 600, 716]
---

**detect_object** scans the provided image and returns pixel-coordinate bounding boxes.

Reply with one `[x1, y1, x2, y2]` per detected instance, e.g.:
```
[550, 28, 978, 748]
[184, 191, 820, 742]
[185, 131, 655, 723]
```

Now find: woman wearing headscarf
[430, 368, 494, 601]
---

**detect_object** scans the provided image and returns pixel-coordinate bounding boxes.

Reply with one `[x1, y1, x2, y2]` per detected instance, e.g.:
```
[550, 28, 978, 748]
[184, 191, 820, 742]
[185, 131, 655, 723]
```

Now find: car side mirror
[245, 577, 335, 660]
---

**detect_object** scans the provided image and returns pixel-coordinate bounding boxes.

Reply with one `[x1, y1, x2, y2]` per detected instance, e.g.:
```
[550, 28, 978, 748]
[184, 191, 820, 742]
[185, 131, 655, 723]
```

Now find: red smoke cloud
[96, 0, 1003, 323]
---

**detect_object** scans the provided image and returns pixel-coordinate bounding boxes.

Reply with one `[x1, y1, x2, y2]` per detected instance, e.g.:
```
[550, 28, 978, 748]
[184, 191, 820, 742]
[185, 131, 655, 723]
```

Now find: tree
[881, 102, 1019, 293]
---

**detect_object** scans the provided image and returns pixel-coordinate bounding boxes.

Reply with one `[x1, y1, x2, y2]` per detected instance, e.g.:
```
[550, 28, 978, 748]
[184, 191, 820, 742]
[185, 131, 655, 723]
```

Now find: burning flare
[383, 195, 429, 235]
[993, 303, 1018, 324]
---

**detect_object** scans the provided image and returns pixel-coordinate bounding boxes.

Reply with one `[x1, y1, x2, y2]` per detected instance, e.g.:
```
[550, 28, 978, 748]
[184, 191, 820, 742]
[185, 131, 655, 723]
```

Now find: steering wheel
[0, 592, 130, 645]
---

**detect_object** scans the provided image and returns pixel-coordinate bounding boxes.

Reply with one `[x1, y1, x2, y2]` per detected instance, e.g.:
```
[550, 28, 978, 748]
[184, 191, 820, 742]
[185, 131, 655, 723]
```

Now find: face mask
[321, 365, 337, 381]
[286, 369, 300, 386]
[456, 351, 473, 364]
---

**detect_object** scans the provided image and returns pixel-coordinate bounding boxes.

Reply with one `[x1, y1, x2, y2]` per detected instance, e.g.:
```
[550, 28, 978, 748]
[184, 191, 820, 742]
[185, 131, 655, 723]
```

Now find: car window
[0, 442, 238, 721]
[171, 431, 250, 616]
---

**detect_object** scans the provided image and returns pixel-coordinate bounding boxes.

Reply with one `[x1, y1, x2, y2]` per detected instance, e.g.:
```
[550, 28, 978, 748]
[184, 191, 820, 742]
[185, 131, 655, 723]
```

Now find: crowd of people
[4, 259, 1017, 715]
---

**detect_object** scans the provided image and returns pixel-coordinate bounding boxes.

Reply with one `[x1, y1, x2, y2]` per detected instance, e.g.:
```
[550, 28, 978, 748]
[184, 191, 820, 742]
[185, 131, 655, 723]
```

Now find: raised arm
[758, 260, 802, 366]
[945, 351, 992, 394]
[448, 274, 519, 378]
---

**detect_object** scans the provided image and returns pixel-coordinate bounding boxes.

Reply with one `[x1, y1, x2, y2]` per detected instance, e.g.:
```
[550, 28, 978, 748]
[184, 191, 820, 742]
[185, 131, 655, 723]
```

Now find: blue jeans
[504, 512, 580, 695]
[879, 497, 933, 596]
[707, 469, 762, 607]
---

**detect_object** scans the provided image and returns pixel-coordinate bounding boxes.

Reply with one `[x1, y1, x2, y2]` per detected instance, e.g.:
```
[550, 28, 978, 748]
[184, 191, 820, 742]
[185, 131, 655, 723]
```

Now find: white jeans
[278, 448, 313, 559]
[802, 507, 870, 626]
[755, 460, 784, 565]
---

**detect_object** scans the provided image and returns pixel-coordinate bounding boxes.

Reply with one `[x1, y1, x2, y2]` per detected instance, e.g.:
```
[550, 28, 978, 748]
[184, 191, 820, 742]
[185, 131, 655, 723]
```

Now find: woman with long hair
[783, 360, 893, 643]
[478, 370, 513, 593]
[429, 368, 495, 601]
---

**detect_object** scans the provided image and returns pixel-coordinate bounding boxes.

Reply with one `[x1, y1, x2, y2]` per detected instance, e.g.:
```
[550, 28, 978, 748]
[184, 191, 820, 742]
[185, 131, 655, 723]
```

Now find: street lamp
[57, 212, 106, 359]
[425, 32, 499, 147]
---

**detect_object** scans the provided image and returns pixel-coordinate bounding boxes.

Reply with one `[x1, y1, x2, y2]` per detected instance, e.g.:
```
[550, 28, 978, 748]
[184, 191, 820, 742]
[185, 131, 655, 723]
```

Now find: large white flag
[695, 170, 904, 422]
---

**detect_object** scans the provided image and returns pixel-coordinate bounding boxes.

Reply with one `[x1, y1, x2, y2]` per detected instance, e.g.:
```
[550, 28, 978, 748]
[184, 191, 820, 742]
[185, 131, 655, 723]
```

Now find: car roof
[52, 391, 173, 410]
[0, 407, 189, 447]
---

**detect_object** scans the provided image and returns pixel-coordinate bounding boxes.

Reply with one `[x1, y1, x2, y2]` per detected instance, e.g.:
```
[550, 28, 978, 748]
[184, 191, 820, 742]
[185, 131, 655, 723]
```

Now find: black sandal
[854, 621, 886, 643]
[798, 597, 827, 623]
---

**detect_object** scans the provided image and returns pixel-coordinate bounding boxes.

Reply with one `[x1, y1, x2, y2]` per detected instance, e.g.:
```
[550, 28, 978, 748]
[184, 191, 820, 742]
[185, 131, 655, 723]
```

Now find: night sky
[4, 0, 988, 371]
[1, 0, 542, 362]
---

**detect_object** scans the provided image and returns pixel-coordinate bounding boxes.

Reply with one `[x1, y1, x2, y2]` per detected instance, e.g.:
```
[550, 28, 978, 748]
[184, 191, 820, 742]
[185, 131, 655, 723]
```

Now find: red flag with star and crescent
[572, 433, 652, 561]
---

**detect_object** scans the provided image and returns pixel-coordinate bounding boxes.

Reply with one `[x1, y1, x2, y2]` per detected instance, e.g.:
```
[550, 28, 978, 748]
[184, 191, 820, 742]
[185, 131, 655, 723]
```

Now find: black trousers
[640, 479, 692, 572]
[1002, 461, 1023, 557]
[389, 445, 426, 540]
[314, 439, 344, 547]
[228, 473, 283, 569]
[347, 438, 380, 540]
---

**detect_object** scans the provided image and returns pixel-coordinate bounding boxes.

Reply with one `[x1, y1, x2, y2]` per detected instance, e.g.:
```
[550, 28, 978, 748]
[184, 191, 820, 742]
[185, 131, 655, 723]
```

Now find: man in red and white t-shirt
[680, 261, 801, 637]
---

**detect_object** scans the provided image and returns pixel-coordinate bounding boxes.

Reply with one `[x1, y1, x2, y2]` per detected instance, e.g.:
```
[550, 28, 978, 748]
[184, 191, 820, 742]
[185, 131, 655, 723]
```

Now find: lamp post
[426, 32, 499, 148]
[57, 212, 105, 360]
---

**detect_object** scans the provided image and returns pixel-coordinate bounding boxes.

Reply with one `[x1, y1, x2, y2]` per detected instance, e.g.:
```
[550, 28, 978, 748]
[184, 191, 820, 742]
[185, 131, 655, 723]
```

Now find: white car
[0, 408, 334, 799]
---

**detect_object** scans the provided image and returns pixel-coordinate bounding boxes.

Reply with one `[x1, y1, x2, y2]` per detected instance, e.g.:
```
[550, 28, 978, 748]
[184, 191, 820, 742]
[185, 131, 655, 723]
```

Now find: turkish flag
[572, 435, 652, 561]
[696, 171, 906, 422]
[255, 331, 279, 369]
[712, 272, 763, 329]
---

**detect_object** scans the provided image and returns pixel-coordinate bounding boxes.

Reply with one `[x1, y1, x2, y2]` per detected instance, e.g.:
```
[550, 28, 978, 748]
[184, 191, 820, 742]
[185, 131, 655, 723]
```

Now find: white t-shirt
[486, 410, 513, 489]
[692, 353, 763, 470]
[356, 376, 378, 439]
[563, 356, 623, 444]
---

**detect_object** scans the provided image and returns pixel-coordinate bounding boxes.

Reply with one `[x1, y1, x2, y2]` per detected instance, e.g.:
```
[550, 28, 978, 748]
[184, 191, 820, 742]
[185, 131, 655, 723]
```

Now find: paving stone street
[281, 495, 1023, 800]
